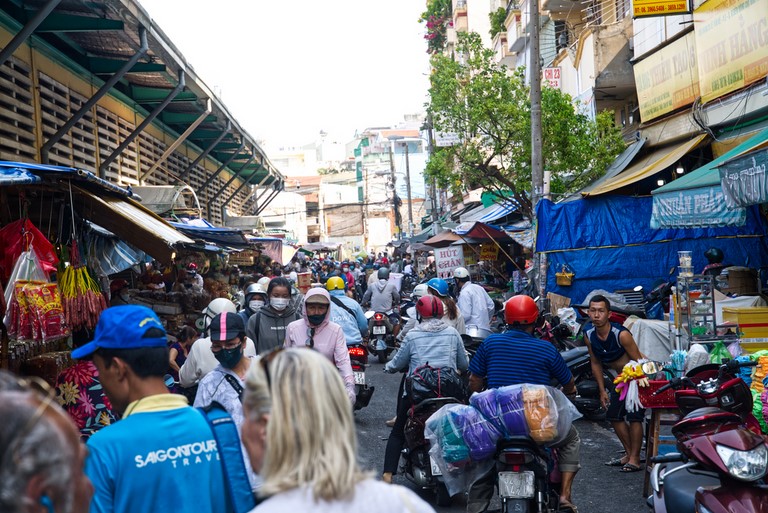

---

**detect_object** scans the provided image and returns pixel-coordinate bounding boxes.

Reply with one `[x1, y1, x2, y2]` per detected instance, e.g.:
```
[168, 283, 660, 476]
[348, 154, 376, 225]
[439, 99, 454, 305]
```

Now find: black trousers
[383, 388, 412, 474]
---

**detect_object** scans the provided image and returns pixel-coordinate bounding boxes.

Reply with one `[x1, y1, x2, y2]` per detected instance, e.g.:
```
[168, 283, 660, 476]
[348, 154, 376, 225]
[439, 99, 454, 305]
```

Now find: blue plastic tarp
[536, 196, 768, 302]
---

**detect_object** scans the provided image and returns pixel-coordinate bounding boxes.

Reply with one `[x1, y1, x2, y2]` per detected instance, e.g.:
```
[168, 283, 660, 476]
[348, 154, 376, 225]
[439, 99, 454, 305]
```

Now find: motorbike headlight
[715, 443, 768, 481]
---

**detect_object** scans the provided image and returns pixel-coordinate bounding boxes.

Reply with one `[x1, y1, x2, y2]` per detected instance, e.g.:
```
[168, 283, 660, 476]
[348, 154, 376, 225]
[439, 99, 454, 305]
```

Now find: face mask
[249, 300, 265, 311]
[350, 265, 355, 271]
[342, 268, 349, 273]
[120, 292, 130, 301]
[214, 344, 243, 369]
[308, 313, 326, 326]
[270, 298, 290, 311]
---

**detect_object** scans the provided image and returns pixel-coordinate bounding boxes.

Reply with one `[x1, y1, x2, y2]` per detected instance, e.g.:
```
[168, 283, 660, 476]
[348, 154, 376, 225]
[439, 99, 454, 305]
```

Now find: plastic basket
[556, 265, 574, 286]
[639, 380, 677, 409]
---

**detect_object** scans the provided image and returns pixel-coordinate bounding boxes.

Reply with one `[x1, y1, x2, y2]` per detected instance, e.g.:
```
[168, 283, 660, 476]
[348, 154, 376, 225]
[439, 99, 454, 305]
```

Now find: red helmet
[416, 295, 444, 320]
[187, 262, 198, 271]
[504, 295, 539, 325]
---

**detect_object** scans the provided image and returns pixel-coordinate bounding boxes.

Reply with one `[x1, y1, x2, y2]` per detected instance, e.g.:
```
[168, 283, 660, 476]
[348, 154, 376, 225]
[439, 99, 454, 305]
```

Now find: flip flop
[604, 457, 626, 467]
[620, 463, 642, 473]
[559, 499, 579, 513]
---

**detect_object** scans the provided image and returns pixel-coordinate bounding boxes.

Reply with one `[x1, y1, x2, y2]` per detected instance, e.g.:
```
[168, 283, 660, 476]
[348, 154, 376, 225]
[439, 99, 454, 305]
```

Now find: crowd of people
[1, 258, 651, 513]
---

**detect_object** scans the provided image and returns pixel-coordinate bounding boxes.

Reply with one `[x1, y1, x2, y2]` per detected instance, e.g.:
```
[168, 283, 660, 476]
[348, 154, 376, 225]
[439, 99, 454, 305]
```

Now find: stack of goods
[21, 351, 73, 386]
[749, 352, 768, 433]
[59, 242, 108, 332]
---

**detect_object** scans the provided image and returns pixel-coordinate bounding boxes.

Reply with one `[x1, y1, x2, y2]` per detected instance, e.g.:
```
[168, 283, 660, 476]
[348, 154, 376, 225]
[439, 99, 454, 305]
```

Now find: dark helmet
[504, 295, 539, 325]
[416, 295, 444, 319]
[377, 267, 390, 280]
[704, 247, 724, 264]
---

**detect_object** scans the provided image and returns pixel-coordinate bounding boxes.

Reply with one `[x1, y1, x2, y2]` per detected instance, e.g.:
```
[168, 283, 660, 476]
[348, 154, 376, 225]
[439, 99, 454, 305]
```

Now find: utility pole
[388, 141, 399, 239]
[426, 116, 440, 234]
[530, 0, 546, 297]
[403, 141, 414, 237]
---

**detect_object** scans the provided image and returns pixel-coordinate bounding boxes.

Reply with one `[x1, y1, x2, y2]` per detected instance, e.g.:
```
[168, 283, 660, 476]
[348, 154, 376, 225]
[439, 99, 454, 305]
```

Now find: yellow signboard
[480, 244, 499, 261]
[634, 32, 700, 122]
[694, 0, 768, 103]
[633, 0, 691, 18]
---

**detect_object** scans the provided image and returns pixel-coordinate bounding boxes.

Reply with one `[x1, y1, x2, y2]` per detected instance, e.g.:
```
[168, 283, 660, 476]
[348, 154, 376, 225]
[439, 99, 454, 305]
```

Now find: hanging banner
[634, 32, 699, 122]
[480, 244, 499, 261]
[650, 187, 746, 228]
[434, 245, 465, 279]
[633, 0, 691, 18]
[694, 0, 768, 103]
[719, 148, 768, 208]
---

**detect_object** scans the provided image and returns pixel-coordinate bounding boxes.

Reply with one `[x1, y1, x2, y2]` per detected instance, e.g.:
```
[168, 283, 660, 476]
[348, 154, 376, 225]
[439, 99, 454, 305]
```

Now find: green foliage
[317, 167, 340, 175]
[489, 7, 507, 38]
[419, 0, 453, 54]
[426, 32, 625, 217]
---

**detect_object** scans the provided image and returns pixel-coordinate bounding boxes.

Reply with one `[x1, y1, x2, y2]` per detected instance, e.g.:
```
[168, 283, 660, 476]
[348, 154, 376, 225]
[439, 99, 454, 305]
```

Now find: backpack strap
[251, 311, 261, 352]
[196, 402, 256, 513]
[330, 295, 357, 319]
[223, 373, 244, 401]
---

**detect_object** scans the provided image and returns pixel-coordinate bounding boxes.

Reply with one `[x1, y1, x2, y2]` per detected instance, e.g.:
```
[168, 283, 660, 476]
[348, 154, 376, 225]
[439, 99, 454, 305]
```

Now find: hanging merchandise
[0, 218, 59, 282]
[59, 241, 108, 331]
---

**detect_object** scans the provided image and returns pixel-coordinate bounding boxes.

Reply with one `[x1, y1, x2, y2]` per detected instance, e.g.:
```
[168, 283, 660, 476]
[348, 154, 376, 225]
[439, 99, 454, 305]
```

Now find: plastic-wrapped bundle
[523, 385, 559, 443]
[470, 386, 528, 437]
[736, 355, 753, 387]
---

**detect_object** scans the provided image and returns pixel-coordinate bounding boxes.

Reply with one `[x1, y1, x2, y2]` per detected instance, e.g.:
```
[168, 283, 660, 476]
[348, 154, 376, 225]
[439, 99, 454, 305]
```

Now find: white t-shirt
[252, 479, 435, 513]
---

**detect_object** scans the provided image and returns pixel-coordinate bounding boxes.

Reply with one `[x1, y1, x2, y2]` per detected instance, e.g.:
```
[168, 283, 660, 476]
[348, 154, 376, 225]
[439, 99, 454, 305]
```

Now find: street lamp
[388, 135, 415, 238]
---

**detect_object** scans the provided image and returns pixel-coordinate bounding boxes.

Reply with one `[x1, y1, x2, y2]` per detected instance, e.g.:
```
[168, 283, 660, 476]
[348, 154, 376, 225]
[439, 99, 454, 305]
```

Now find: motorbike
[403, 397, 463, 507]
[493, 436, 563, 513]
[348, 342, 375, 411]
[648, 359, 768, 513]
[366, 310, 397, 363]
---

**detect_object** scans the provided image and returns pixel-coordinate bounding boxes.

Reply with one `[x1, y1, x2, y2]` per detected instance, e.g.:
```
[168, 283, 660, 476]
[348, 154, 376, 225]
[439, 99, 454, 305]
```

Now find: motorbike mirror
[641, 361, 662, 375]
[633, 285, 644, 293]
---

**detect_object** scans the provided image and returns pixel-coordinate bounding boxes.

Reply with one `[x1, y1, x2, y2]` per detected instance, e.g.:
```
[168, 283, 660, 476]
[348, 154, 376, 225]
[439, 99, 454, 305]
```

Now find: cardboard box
[724, 268, 758, 295]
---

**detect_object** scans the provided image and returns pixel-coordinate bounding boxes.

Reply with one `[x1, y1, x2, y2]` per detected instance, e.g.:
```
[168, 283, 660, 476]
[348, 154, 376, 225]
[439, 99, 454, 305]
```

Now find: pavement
[354, 356, 649, 513]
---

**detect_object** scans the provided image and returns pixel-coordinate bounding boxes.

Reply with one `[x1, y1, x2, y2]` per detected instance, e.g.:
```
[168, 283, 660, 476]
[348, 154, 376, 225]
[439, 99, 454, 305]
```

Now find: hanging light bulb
[657, 179, 666, 186]
[676, 164, 685, 175]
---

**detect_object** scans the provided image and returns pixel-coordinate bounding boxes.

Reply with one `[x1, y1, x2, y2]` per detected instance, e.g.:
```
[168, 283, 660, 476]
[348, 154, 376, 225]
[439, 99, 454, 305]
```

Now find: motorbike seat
[560, 347, 588, 363]
[663, 464, 721, 513]
[683, 406, 730, 420]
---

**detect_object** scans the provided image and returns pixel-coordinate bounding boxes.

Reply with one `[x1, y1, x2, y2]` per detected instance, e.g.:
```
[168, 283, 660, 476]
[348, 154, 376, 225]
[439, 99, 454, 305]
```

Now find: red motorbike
[648, 359, 768, 513]
[349, 342, 374, 411]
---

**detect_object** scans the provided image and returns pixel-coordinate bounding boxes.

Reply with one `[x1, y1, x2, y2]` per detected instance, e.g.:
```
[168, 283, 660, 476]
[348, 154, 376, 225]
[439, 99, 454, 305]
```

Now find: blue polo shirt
[469, 329, 572, 389]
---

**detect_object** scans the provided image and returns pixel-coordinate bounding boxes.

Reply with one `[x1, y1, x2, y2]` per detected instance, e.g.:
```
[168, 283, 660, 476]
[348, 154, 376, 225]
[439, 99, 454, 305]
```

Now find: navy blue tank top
[584, 322, 628, 363]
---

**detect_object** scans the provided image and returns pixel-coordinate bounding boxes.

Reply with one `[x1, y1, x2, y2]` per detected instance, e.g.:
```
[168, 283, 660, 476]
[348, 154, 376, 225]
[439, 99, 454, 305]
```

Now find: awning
[169, 222, 250, 249]
[564, 138, 645, 201]
[75, 185, 195, 263]
[454, 221, 512, 240]
[0, 165, 42, 186]
[719, 147, 768, 208]
[650, 128, 768, 228]
[423, 230, 463, 248]
[459, 204, 488, 222]
[583, 134, 707, 196]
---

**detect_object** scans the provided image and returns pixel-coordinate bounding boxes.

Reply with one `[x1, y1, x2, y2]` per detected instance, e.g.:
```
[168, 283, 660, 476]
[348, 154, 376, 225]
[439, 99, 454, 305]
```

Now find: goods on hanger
[59, 241, 108, 331]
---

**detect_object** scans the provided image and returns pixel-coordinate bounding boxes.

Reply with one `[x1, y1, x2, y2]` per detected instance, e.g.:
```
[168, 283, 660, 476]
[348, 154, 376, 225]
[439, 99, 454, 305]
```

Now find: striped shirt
[468, 330, 572, 389]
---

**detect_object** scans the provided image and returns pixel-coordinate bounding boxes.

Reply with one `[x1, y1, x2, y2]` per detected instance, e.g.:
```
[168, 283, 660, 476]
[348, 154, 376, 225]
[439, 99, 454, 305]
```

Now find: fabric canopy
[564, 138, 645, 200]
[459, 199, 520, 223]
[170, 221, 250, 249]
[454, 221, 512, 240]
[423, 230, 463, 248]
[584, 134, 707, 196]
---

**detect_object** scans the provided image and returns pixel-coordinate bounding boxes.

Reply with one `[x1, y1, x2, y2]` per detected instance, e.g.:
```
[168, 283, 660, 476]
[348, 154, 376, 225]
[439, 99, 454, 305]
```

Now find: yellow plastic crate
[723, 307, 768, 339]
[741, 339, 768, 353]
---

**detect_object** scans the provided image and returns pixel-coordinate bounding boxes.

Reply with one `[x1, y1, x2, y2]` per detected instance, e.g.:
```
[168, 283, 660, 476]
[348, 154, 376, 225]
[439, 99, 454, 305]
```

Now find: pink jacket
[285, 288, 356, 404]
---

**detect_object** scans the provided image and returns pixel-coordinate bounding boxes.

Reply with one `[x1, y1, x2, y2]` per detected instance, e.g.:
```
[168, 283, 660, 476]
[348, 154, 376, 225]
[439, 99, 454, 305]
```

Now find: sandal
[619, 463, 642, 473]
[559, 499, 579, 513]
[604, 457, 626, 467]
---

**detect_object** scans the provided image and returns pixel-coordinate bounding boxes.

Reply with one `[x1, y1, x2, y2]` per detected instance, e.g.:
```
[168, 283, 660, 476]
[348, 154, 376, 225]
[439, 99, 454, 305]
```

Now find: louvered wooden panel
[166, 151, 189, 181]
[95, 106, 121, 182]
[138, 132, 166, 185]
[0, 57, 36, 162]
[68, 89, 97, 172]
[38, 72, 74, 167]
[116, 116, 138, 185]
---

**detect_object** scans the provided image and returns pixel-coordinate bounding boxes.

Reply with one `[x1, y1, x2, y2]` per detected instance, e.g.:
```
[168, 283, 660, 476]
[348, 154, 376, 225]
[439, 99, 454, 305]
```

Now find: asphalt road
[354, 356, 649, 513]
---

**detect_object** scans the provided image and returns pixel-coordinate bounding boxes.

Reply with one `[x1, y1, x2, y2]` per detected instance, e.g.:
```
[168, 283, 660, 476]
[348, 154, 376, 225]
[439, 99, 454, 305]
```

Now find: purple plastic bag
[471, 386, 528, 437]
[452, 405, 501, 461]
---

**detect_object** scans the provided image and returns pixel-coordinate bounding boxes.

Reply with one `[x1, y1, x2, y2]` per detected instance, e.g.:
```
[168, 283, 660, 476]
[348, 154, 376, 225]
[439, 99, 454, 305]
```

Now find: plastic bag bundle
[710, 342, 731, 364]
[523, 385, 559, 443]
[685, 344, 710, 374]
[670, 350, 687, 379]
[761, 376, 768, 434]
[727, 341, 743, 359]
[470, 386, 528, 438]
[751, 389, 768, 434]
[736, 355, 754, 387]
[751, 355, 768, 394]
[407, 364, 468, 406]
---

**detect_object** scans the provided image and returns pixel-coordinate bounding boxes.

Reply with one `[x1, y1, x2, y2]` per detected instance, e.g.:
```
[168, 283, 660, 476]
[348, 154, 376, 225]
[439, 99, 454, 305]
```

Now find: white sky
[139, 0, 431, 147]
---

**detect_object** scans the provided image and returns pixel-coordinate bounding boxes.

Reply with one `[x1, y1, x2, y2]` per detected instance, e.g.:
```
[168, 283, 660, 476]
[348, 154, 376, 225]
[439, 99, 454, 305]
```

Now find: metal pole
[389, 142, 398, 239]
[100, 70, 186, 179]
[181, 120, 230, 180]
[427, 116, 440, 234]
[196, 138, 245, 192]
[42, 26, 148, 164]
[0, 0, 61, 67]
[240, 170, 270, 212]
[404, 141, 414, 237]
[530, 0, 545, 296]
[211, 151, 255, 199]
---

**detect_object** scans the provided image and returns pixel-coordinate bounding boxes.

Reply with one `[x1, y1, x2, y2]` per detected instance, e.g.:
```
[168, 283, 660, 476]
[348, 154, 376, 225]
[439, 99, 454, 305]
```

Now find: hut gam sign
[435, 246, 465, 279]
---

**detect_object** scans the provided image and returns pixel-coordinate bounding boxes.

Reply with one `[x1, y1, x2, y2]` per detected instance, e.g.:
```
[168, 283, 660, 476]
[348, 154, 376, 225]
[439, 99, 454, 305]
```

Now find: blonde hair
[244, 348, 367, 501]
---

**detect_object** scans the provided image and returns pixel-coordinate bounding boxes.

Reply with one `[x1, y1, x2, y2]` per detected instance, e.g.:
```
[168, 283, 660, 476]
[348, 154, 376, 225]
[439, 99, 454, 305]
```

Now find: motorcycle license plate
[372, 326, 386, 335]
[353, 371, 366, 385]
[429, 455, 442, 476]
[498, 471, 535, 499]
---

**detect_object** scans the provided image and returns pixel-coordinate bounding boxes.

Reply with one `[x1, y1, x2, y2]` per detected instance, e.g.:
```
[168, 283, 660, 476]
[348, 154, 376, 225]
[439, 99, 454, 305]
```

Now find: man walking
[454, 267, 495, 332]
[72, 306, 228, 513]
[583, 294, 645, 472]
[468, 295, 580, 513]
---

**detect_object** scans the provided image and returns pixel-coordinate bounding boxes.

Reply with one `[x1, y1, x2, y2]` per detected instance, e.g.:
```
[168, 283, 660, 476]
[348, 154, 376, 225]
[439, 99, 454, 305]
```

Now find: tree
[426, 32, 626, 218]
[419, 0, 452, 54]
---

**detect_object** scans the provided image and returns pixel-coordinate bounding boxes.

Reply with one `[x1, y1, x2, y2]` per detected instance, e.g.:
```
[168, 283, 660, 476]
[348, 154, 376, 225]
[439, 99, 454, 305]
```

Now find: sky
[139, 0, 432, 148]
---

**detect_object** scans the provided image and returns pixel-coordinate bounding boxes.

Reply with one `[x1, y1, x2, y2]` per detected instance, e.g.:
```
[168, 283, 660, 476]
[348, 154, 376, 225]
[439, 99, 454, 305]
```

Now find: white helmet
[197, 298, 237, 331]
[257, 276, 271, 289]
[453, 267, 470, 279]
[412, 283, 429, 300]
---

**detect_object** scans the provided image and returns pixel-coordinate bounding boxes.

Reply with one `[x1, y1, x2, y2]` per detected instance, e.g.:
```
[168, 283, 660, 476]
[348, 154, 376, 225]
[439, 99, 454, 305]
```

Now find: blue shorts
[607, 385, 645, 423]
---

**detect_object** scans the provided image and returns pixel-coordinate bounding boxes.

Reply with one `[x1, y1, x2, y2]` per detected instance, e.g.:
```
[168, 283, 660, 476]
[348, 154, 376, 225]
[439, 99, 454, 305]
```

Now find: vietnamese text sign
[634, 32, 699, 122]
[435, 132, 461, 147]
[435, 245, 465, 279]
[650, 187, 746, 228]
[542, 67, 561, 89]
[480, 244, 499, 261]
[633, 0, 691, 18]
[719, 148, 768, 208]
[694, 0, 768, 103]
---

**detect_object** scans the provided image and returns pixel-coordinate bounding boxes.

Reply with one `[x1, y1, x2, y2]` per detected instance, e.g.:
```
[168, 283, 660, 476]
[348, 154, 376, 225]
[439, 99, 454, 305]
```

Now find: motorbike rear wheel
[435, 482, 451, 507]
[377, 349, 388, 364]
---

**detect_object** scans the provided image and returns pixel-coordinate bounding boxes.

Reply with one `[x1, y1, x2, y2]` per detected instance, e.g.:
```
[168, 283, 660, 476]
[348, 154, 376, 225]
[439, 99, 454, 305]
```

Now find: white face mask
[270, 297, 290, 311]
[249, 300, 265, 311]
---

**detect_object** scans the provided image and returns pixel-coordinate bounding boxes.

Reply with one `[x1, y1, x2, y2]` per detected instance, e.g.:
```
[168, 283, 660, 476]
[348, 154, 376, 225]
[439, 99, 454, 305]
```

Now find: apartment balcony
[583, 17, 635, 103]
[507, 11, 528, 53]
[453, 0, 468, 32]
[493, 31, 516, 67]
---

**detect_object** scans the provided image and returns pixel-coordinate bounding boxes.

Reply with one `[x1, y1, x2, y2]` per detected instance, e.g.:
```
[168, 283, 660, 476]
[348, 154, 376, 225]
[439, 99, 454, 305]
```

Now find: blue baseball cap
[71, 305, 168, 359]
